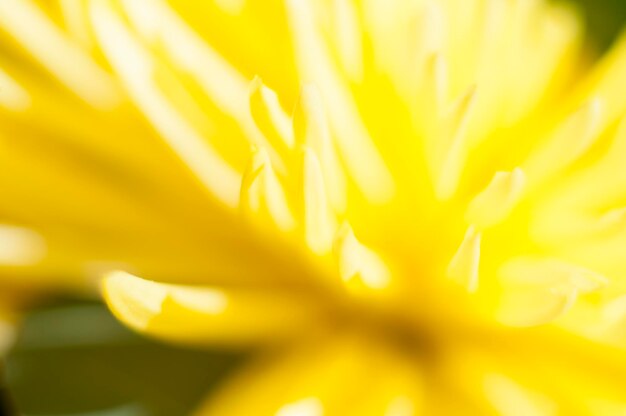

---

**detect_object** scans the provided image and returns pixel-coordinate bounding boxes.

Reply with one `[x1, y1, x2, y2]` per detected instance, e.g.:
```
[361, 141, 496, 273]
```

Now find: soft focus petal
[194, 334, 424, 416]
[103, 271, 330, 347]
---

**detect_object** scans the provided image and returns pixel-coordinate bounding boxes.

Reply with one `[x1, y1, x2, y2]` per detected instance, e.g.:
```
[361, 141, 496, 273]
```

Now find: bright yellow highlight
[2, 0, 626, 413]
[104, 271, 325, 346]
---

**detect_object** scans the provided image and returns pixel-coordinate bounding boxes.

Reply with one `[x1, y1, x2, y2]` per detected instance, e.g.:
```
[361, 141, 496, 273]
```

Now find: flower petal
[103, 271, 327, 347]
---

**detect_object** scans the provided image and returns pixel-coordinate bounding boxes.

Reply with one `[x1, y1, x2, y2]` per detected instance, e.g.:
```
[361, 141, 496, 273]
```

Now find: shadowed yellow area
[2, 0, 626, 414]
[0, 309, 16, 356]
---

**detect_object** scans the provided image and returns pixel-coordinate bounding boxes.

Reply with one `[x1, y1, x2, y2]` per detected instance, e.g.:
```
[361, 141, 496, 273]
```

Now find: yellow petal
[286, 0, 395, 203]
[103, 271, 326, 346]
[0, 0, 120, 108]
[194, 334, 421, 416]
[0, 224, 46, 266]
[333, 223, 392, 297]
[90, 0, 241, 207]
[447, 226, 481, 293]
[293, 84, 347, 213]
[300, 148, 338, 255]
[466, 168, 526, 229]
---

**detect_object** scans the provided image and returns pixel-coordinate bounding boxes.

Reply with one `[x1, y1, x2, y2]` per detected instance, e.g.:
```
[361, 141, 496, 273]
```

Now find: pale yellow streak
[334, 224, 391, 294]
[60, 0, 93, 47]
[575, 31, 626, 126]
[412, 2, 446, 86]
[249, 77, 294, 152]
[498, 258, 608, 292]
[523, 99, 603, 187]
[214, 0, 247, 15]
[275, 398, 324, 416]
[447, 226, 481, 293]
[466, 168, 526, 229]
[103, 271, 323, 346]
[529, 117, 626, 246]
[0, 67, 30, 111]
[240, 147, 296, 232]
[415, 54, 448, 132]
[301, 148, 338, 255]
[0, 0, 120, 108]
[257, 162, 296, 233]
[129, 0, 245, 115]
[118, 0, 163, 39]
[0, 225, 46, 266]
[496, 288, 578, 328]
[0, 56, 189, 188]
[362, 0, 430, 97]
[332, 0, 364, 82]
[287, 0, 395, 203]
[496, 258, 608, 326]
[120, 0, 268, 151]
[433, 86, 477, 200]
[385, 397, 416, 416]
[90, 0, 240, 207]
[502, 2, 580, 124]
[603, 295, 626, 327]
[0, 126, 191, 236]
[240, 149, 267, 214]
[484, 373, 557, 416]
[293, 84, 347, 213]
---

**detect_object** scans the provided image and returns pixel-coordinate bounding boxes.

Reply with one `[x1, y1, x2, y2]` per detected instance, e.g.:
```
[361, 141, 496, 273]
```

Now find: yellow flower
[3, 0, 626, 414]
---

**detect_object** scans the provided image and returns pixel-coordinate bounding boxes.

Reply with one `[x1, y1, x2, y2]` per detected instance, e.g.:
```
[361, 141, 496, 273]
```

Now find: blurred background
[569, 0, 626, 50]
[1, 0, 626, 415]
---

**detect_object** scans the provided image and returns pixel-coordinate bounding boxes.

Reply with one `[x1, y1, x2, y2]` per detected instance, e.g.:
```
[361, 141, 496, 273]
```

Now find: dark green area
[3, 301, 246, 416]
[558, 0, 626, 50]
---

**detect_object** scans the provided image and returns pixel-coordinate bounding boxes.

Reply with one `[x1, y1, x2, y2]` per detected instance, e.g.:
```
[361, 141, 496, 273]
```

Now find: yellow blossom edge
[102, 270, 328, 347]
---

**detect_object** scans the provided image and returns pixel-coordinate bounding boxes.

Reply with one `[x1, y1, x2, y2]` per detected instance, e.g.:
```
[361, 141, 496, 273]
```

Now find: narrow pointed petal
[90, 0, 241, 207]
[466, 168, 526, 229]
[434, 86, 477, 200]
[103, 271, 325, 346]
[301, 148, 338, 255]
[523, 99, 604, 186]
[333, 223, 392, 296]
[447, 226, 481, 293]
[496, 257, 608, 326]
[294, 85, 347, 213]
[417, 54, 448, 119]
[332, 0, 364, 82]
[286, 0, 395, 203]
[249, 77, 294, 153]
[240, 147, 296, 232]
[413, 2, 446, 67]
[0, 0, 120, 108]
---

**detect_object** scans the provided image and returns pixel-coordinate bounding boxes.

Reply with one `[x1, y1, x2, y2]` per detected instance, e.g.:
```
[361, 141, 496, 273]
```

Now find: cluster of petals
[2, 0, 626, 414]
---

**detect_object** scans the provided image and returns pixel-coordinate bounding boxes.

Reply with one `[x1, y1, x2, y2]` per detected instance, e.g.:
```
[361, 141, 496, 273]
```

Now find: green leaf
[556, 0, 626, 50]
[4, 300, 246, 416]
